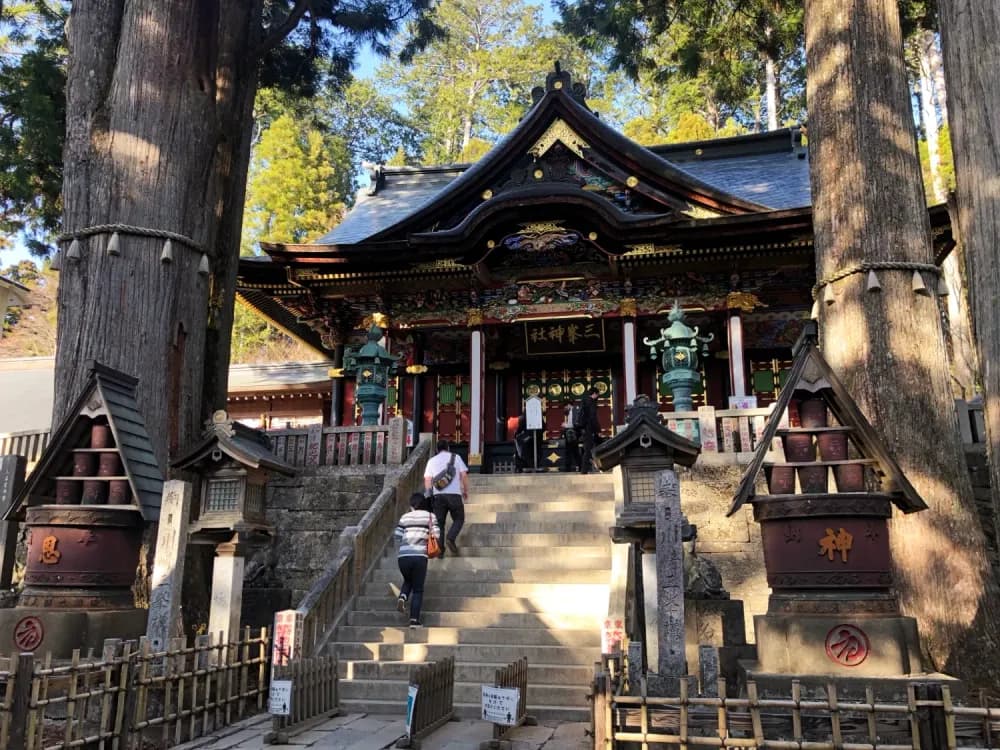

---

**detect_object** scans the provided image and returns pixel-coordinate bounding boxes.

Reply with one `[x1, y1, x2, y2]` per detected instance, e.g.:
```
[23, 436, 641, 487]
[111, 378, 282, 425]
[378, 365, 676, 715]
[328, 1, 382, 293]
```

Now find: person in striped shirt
[393, 492, 441, 628]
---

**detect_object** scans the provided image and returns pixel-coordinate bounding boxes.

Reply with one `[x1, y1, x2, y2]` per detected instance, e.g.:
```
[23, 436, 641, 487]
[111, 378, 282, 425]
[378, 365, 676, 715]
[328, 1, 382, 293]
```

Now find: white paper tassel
[866, 270, 881, 292]
[937, 275, 949, 296]
[198, 254, 210, 276]
[49, 248, 62, 271]
[810, 299, 819, 320]
[912, 270, 929, 295]
[66, 237, 82, 261]
[161, 239, 174, 264]
[106, 231, 121, 256]
[823, 284, 836, 305]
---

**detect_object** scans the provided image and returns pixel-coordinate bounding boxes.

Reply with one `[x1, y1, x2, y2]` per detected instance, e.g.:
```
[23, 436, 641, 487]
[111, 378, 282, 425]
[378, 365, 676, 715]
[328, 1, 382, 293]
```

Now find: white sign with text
[269, 680, 292, 716]
[481, 685, 520, 725]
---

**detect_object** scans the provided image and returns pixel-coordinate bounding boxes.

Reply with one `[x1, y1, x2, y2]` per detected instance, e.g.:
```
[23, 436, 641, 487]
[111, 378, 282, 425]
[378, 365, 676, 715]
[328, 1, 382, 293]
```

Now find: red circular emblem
[13, 615, 44, 652]
[825, 623, 870, 667]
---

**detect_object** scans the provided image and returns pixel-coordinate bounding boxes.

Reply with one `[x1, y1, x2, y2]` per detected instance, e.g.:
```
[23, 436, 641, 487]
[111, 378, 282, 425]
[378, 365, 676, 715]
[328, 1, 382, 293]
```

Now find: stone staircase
[332, 471, 616, 721]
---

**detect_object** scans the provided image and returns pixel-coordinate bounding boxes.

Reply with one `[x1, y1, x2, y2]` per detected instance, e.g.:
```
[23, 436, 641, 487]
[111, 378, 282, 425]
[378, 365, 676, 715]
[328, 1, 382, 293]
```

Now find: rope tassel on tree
[53, 223, 210, 277]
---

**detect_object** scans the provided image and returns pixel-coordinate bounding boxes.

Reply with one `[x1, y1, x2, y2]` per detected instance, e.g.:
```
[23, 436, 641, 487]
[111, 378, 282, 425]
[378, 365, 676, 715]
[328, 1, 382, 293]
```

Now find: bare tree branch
[257, 0, 310, 55]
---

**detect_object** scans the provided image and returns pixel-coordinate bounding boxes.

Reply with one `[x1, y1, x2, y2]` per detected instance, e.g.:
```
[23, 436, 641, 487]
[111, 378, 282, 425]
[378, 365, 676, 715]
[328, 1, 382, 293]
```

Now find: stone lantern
[343, 324, 401, 425]
[175, 411, 296, 543]
[642, 301, 714, 411]
[591, 395, 702, 693]
[173, 412, 296, 644]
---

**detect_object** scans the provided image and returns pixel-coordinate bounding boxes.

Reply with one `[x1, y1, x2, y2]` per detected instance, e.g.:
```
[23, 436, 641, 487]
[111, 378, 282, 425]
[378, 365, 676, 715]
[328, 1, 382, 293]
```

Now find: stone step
[333, 641, 600, 665]
[462, 500, 610, 514]
[361, 581, 610, 600]
[439, 532, 610, 547]
[370, 567, 610, 584]
[375, 551, 611, 572]
[459, 510, 614, 525]
[468, 474, 614, 488]
[338, 677, 591, 707]
[467, 491, 612, 505]
[451, 520, 609, 535]
[347, 610, 603, 630]
[355, 594, 608, 615]
[339, 659, 594, 685]
[337, 697, 590, 722]
[380, 545, 612, 562]
[334, 625, 601, 647]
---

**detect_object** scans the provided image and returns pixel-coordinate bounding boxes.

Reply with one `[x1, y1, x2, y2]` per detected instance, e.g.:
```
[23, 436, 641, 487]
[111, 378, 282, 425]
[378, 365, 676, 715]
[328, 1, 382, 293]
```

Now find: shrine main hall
[235, 66, 951, 471]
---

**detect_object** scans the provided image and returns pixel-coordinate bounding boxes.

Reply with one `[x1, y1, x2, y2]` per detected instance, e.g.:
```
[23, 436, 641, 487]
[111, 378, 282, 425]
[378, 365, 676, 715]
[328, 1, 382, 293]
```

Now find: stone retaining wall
[248, 466, 401, 604]
[679, 463, 768, 643]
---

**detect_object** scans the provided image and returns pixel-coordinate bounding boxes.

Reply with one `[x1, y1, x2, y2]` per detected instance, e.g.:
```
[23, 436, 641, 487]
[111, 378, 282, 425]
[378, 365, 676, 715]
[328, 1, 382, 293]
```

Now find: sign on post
[272, 610, 303, 667]
[269, 679, 292, 716]
[481, 685, 520, 725]
[405, 685, 419, 735]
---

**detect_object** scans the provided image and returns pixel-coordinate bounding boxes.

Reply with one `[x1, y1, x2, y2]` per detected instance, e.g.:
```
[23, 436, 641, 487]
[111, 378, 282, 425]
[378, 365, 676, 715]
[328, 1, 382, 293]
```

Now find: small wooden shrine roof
[592, 394, 702, 470]
[172, 416, 297, 476]
[727, 324, 928, 516]
[7, 362, 164, 521]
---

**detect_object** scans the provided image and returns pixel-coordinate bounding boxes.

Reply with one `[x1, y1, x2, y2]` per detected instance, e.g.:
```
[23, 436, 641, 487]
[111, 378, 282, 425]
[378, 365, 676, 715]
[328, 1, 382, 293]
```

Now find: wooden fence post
[916, 683, 949, 750]
[8, 652, 33, 750]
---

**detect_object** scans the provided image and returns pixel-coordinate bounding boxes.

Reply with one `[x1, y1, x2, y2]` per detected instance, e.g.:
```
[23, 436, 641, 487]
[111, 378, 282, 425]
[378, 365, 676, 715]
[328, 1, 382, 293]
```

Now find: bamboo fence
[590, 664, 1000, 749]
[0, 627, 269, 750]
[492, 656, 529, 741]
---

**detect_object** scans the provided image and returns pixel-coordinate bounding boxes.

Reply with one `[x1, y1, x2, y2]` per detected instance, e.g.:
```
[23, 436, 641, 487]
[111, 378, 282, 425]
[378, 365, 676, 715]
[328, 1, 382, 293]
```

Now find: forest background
[0, 0, 951, 362]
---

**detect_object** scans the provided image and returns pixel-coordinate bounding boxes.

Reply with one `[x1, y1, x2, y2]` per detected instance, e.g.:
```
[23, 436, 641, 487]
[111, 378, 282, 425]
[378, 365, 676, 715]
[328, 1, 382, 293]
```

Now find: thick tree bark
[938, 0, 1000, 674]
[805, 0, 1000, 688]
[58, 0, 262, 471]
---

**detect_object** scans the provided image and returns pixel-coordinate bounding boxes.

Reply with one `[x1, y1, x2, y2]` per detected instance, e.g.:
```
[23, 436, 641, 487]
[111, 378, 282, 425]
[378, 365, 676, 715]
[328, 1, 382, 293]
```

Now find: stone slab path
[176, 713, 591, 750]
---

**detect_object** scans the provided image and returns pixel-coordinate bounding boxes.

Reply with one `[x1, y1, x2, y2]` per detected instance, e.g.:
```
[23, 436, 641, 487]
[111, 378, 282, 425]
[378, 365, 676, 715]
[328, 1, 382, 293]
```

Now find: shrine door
[521, 368, 613, 438]
[435, 375, 471, 443]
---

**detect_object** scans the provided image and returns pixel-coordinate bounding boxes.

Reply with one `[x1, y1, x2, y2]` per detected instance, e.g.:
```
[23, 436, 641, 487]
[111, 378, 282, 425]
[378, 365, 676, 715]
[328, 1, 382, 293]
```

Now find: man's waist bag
[432, 453, 458, 491]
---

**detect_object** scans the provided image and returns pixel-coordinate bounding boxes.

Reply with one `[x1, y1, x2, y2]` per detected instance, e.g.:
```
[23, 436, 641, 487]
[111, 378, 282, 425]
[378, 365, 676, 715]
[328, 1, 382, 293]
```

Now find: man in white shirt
[423, 439, 469, 556]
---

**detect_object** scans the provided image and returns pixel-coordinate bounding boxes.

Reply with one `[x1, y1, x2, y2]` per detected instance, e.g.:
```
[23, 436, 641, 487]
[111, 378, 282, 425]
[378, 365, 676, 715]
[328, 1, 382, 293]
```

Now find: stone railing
[661, 405, 778, 461]
[267, 418, 408, 468]
[295, 438, 432, 656]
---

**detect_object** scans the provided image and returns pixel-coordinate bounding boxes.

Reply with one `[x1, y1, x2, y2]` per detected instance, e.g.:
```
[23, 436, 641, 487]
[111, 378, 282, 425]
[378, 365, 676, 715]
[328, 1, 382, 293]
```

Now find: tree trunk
[805, 0, 1000, 688]
[58, 0, 262, 471]
[938, 0, 1000, 680]
[765, 52, 779, 131]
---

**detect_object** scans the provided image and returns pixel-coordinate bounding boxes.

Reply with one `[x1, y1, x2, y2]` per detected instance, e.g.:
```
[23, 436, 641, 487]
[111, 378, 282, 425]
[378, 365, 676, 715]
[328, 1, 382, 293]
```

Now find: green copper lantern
[343, 325, 401, 425]
[642, 301, 714, 412]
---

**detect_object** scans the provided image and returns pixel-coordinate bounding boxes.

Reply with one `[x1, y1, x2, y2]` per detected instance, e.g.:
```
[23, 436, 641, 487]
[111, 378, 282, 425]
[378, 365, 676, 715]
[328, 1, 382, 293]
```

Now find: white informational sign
[525, 396, 543, 431]
[481, 685, 520, 725]
[269, 679, 292, 716]
[405, 684, 419, 735]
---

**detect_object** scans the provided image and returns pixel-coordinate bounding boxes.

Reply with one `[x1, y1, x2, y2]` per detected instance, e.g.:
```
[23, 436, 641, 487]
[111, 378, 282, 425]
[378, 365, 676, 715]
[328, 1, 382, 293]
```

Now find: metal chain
[56, 223, 209, 255]
[811, 260, 940, 299]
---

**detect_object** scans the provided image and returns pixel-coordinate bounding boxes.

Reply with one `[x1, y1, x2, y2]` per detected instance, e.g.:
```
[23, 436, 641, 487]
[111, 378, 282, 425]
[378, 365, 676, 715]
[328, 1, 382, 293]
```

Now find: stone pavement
[180, 713, 591, 750]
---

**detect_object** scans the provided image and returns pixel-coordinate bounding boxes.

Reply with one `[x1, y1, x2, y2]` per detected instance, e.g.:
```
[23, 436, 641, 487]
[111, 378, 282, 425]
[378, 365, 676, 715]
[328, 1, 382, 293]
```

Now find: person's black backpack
[572, 404, 585, 429]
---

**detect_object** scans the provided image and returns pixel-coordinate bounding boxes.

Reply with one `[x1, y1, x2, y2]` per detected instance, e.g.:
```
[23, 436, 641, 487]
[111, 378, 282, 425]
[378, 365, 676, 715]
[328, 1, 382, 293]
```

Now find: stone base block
[0, 607, 147, 658]
[739, 663, 965, 702]
[752, 613, 923, 678]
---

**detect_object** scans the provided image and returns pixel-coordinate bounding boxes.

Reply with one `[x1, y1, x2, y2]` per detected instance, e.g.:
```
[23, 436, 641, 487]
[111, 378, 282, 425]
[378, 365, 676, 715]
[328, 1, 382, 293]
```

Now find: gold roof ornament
[726, 290, 766, 313]
[528, 119, 590, 159]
